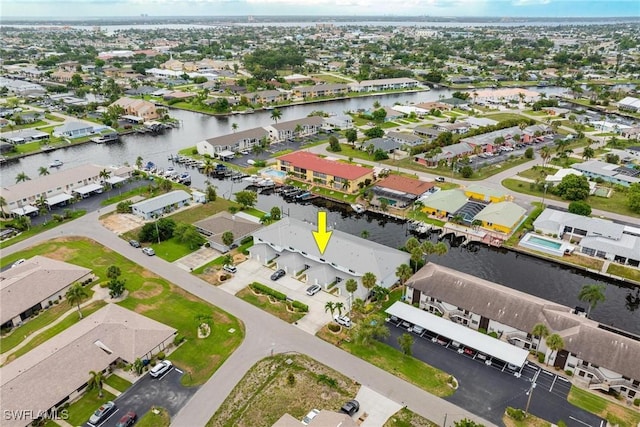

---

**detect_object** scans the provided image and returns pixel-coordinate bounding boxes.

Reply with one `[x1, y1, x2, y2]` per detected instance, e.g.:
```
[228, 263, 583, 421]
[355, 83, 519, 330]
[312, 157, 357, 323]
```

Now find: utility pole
[525, 369, 540, 416]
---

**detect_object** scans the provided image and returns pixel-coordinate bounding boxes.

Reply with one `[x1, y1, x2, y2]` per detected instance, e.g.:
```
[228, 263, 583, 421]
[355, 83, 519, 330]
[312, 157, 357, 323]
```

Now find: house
[617, 96, 640, 113]
[533, 208, 640, 266]
[391, 104, 428, 117]
[571, 160, 640, 187]
[323, 114, 353, 130]
[439, 97, 470, 109]
[0, 256, 93, 329]
[434, 122, 471, 135]
[625, 146, 640, 158]
[196, 127, 269, 157]
[465, 117, 498, 128]
[387, 131, 423, 148]
[464, 184, 508, 203]
[460, 126, 522, 153]
[414, 142, 474, 167]
[52, 121, 95, 139]
[545, 168, 583, 183]
[0, 304, 176, 427]
[472, 88, 540, 104]
[415, 101, 452, 112]
[363, 137, 401, 154]
[621, 128, 640, 140]
[194, 211, 263, 252]
[419, 189, 468, 217]
[294, 84, 348, 98]
[0, 77, 46, 96]
[265, 116, 324, 142]
[110, 97, 158, 121]
[372, 175, 434, 208]
[0, 128, 49, 144]
[381, 106, 404, 122]
[245, 90, 287, 105]
[348, 77, 419, 92]
[276, 152, 374, 193]
[473, 202, 526, 234]
[249, 217, 410, 299]
[412, 126, 442, 141]
[130, 190, 192, 220]
[404, 262, 640, 400]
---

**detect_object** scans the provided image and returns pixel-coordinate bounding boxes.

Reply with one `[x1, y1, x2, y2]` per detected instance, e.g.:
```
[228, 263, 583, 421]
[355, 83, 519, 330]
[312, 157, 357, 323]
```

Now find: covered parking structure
[386, 301, 529, 370]
[72, 183, 103, 198]
[11, 205, 38, 216]
[105, 175, 127, 186]
[45, 193, 73, 208]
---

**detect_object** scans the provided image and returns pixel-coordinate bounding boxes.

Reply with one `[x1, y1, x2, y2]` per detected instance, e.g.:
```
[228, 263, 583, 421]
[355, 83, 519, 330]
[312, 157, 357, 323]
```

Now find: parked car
[302, 409, 320, 425]
[223, 264, 237, 274]
[412, 325, 425, 335]
[270, 269, 285, 281]
[129, 239, 141, 248]
[334, 315, 351, 328]
[340, 399, 360, 416]
[435, 176, 446, 182]
[115, 411, 137, 427]
[11, 258, 26, 268]
[88, 401, 116, 426]
[149, 360, 172, 378]
[142, 247, 155, 256]
[306, 284, 321, 296]
[507, 363, 521, 371]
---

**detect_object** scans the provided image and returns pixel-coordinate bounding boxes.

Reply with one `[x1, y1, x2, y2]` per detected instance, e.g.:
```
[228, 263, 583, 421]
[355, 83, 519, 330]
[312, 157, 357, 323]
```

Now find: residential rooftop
[278, 151, 372, 180]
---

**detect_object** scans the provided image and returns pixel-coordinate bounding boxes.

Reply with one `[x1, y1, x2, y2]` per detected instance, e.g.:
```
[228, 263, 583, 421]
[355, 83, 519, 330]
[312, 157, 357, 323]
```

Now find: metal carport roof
[11, 205, 38, 216]
[45, 193, 73, 206]
[72, 183, 103, 196]
[386, 301, 529, 367]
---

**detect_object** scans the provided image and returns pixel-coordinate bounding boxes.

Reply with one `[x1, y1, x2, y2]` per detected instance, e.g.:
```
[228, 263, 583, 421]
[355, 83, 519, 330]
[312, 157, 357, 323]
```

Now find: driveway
[85, 367, 197, 427]
[383, 324, 605, 427]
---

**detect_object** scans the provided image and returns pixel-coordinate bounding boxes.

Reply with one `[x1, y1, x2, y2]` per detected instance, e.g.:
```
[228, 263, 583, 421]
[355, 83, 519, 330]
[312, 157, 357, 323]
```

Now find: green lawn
[380, 121, 400, 129]
[384, 408, 437, 427]
[481, 112, 532, 123]
[236, 287, 306, 323]
[607, 264, 640, 282]
[286, 178, 358, 203]
[149, 236, 197, 262]
[516, 166, 558, 180]
[396, 155, 533, 181]
[168, 198, 236, 223]
[0, 213, 86, 250]
[136, 407, 171, 427]
[311, 73, 351, 84]
[406, 210, 447, 227]
[568, 386, 640, 427]
[242, 207, 266, 219]
[0, 120, 48, 132]
[45, 113, 65, 122]
[104, 374, 132, 392]
[338, 143, 376, 162]
[5, 301, 105, 363]
[7, 238, 245, 386]
[66, 388, 117, 427]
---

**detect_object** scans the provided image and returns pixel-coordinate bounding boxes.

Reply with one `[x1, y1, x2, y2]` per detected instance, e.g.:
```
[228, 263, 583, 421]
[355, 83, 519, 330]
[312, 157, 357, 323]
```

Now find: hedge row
[250, 282, 286, 301]
[291, 300, 309, 313]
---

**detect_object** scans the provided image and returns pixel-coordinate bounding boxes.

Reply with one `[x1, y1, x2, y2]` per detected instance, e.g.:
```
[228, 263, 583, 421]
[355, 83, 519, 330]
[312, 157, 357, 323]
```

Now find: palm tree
[99, 168, 112, 181]
[294, 124, 303, 139]
[136, 156, 143, 169]
[202, 158, 216, 176]
[88, 370, 105, 397]
[410, 247, 424, 273]
[360, 230, 370, 239]
[0, 196, 7, 219]
[395, 263, 413, 297]
[352, 314, 389, 345]
[38, 166, 50, 176]
[66, 283, 89, 319]
[345, 279, 358, 315]
[231, 122, 238, 133]
[582, 146, 595, 160]
[334, 302, 345, 317]
[15, 172, 30, 183]
[545, 333, 564, 366]
[361, 272, 377, 297]
[539, 146, 552, 167]
[324, 301, 336, 320]
[270, 108, 282, 124]
[578, 284, 606, 318]
[405, 237, 420, 252]
[531, 323, 549, 352]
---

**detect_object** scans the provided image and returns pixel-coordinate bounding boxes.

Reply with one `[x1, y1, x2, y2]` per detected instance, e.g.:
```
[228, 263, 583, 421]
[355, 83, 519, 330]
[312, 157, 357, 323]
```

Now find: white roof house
[130, 190, 192, 220]
[617, 96, 640, 112]
[0, 304, 176, 427]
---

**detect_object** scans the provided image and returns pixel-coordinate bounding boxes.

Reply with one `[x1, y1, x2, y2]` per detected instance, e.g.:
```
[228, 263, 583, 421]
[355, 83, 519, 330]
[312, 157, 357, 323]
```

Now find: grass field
[136, 407, 171, 427]
[396, 155, 532, 181]
[502, 410, 551, 427]
[65, 388, 117, 427]
[236, 287, 306, 324]
[6, 237, 244, 386]
[516, 166, 558, 180]
[207, 354, 360, 427]
[104, 374, 132, 392]
[567, 386, 640, 427]
[607, 264, 640, 282]
[481, 112, 532, 123]
[383, 407, 436, 427]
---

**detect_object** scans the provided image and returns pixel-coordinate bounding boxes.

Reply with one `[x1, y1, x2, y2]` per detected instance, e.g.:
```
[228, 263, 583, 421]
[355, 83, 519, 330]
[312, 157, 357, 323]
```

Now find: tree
[370, 286, 389, 304]
[361, 272, 377, 295]
[568, 201, 592, 216]
[66, 283, 89, 319]
[136, 156, 143, 169]
[270, 108, 282, 124]
[69, 73, 83, 88]
[454, 419, 483, 427]
[364, 126, 384, 138]
[396, 263, 413, 296]
[235, 190, 257, 208]
[334, 302, 345, 317]
[328, 135, 341, 152]
[556, 174, 590, 201]
[106, 265, 121, 280]
[539, 146, 552, 167]
[38, 166, 50, 176]
[531, 323, 549, 351]
[398, 333, 414, 356]
[139, 218, 176, 242]
[174, 223, 206, 249]
[582, 146, 595, 160]
[410, 247, 424, 273]
[545, 333, 564, 366]
[88, 370, 105, 398]
[14, 215, 31, 231]
[360, 230, 369, 239]
[324, 301, 336, 320]
[352, 314, 389, 345]
[108, 278, 126, 298]
[405, 237, 420, 253]
[578, 284, 606, 318]
[628, 183, 640, 213]
[15, 172, 30, 183]
[222, 231, 234, 247]
[99, 168, 112, 181]
[371, 108, 387, 123]
[605, 153, 620, 164]
[206, 183, 217, 202]
[231, 122, 238, 133]
[270, 206, 281, 220]
[345, 279, 358, 315]
[0, 196, 7, 219]
[345, 128, 358, 145]
[524, 147, 534, 159]
[460, 165, 473, 178]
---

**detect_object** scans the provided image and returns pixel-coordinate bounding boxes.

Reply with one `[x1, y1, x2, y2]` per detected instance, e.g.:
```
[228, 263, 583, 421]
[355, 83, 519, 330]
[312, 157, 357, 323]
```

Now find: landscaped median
[236, 282, 308, 323]
[567, 385, 640, 427]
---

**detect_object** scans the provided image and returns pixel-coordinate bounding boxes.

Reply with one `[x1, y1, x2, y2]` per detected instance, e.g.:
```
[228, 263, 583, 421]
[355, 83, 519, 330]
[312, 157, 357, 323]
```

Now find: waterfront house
[196, 127, 269, 157]
[419, 189, 468, 218]
[464, 184, 508, 203]
[52, 121, 95, 139]
[245, 90, 287, 105]
[249, 217, 410, 299]
[404, 263, 640, 400]
[372, 175, 434, 209]
[0, 256, 92, 330]
[110, 96, 158, 121]
[130, 190, 192, 220]
[348, 77, 419, 92]
[571, 160, 640, 187]
[194, 211, 263, 252]
[617, 96, 640, 113]
[472, 202, 525, 234]
[323, 114, 353, 130]
[265, 116, 324, 142]
[276, 151, 374, 193]
[0, 304, 176, 427]
[533, 208, 640, 266]
[294, 83, 348, 99]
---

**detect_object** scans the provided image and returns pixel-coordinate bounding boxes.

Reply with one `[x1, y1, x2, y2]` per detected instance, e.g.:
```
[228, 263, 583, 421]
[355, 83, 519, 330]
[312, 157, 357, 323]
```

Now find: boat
[49, 159, 63, 168]
[256, 178, 275, 188]
[350, 204, 366, 214]
[243, 175, 262, 184]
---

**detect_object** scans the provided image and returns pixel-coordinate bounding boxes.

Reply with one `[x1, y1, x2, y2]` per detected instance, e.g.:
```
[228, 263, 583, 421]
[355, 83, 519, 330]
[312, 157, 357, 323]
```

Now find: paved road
[2, 207, 493, 427]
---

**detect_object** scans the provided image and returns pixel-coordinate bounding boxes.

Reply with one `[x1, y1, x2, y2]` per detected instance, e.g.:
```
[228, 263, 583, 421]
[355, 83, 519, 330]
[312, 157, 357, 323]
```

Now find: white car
[302, 409, 320, 425]
[223, 264, 237, 274]
[334, 315, 351, 328]
[306, 284, 321, 296]
[142, 247, 155, 256]
[149, 360, 172, 378]
[11, 259, 26, 268]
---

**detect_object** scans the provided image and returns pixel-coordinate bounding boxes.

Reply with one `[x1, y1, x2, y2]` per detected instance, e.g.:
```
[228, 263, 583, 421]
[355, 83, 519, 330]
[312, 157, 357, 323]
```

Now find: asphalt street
[383, 324, 605, 427]
[84, 368, 196, 427]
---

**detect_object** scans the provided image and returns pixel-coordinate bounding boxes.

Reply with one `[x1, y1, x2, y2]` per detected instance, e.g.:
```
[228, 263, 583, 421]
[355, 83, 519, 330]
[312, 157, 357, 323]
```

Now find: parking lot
[225, 133, 329, 167]
[383, 322, 605, 427]
[84, 367, 196, 427]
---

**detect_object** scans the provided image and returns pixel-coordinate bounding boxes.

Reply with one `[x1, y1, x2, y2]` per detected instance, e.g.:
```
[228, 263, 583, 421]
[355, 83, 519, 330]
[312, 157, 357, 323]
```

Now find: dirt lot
[101, 213, 146, 234]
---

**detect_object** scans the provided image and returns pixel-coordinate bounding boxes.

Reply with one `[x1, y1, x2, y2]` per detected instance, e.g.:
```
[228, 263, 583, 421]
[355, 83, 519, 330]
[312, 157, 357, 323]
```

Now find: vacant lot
[568, 386, 640, 427]
[207, 354, 359, 427]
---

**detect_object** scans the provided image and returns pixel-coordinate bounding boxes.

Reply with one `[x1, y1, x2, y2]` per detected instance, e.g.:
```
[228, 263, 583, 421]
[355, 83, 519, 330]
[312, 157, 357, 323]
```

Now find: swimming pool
[526, 236, 562, 250]
[519, 233, 569, 256]
[261, 168, 287, 180]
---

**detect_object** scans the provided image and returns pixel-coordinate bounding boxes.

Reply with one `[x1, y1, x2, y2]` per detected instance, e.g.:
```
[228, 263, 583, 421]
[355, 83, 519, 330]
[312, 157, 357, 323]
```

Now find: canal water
[3, 87, 640, 334]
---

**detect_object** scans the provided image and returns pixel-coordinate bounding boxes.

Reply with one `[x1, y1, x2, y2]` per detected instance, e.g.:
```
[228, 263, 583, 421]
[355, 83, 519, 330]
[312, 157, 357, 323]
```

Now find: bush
[460, 165, 474, 178]
[156, 351, 165, 360]
[565, 370, 573, 376]
[250, 282, 287, 301]
[173, 335, 185, 346]
[478, 327, 487, 334]
[506, 407, 526, 421]
[537, 352, 545, 363]
[488, 331, 498, 338]
[292, 300, 309, 312]
[557, 421, 567, 427]
[240, 235, 254, 245]
[633, 398, 640, 407]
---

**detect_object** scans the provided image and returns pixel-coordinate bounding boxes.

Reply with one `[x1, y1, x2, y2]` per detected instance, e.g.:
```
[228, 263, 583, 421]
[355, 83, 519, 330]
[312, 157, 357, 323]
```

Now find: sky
[1, 0, 639, 18]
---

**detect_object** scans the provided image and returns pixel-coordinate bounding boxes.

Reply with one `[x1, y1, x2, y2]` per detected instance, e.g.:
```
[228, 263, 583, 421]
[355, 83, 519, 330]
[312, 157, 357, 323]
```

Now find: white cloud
[512, 0, 551, 6]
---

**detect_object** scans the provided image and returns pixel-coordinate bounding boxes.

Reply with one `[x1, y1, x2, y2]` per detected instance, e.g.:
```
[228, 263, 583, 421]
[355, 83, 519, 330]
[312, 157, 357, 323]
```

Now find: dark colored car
[115, 411, 137, 427]
[270, 269, 285, 281]
[129, 240, 141, 248]
[340, 399, 360, 416]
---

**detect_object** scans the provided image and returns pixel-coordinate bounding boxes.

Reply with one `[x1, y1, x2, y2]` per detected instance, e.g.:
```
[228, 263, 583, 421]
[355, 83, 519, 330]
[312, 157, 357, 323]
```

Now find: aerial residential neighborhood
[1, 5, 640, 427]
